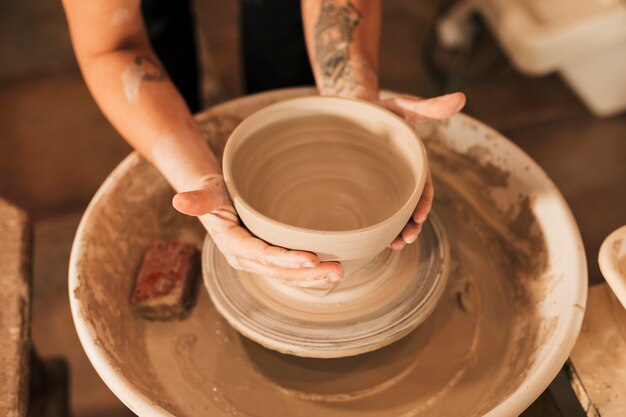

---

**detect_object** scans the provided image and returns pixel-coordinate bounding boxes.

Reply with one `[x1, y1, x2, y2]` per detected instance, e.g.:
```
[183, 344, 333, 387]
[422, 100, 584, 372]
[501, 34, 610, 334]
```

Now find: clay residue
[466, 145, 510, 188]
[195, 113, 242, 163]
[427, 141, 510, 190]
[424, 129, 550, 411]
[121, 64, 143, 103]
[73, 154, 205, 416]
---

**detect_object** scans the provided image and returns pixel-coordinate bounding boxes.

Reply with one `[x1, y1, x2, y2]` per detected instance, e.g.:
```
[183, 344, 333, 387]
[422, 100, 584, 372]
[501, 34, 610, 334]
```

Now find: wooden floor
[0, 0, 624, 415]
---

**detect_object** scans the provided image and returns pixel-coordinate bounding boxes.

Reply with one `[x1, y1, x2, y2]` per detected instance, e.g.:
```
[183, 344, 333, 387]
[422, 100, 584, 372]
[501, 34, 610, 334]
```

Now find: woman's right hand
[173, 174, 344, 288]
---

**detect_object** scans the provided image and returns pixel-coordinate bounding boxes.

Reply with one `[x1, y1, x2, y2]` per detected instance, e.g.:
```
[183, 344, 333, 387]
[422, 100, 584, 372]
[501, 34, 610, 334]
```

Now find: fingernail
[302, 261, 317, 268]
[405, 235, 417, 244]
[328, 273, 341, 283]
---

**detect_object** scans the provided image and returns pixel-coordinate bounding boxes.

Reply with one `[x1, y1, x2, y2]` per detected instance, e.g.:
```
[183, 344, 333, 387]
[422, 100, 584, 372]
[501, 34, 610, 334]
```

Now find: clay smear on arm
[122, 55, 166, 104]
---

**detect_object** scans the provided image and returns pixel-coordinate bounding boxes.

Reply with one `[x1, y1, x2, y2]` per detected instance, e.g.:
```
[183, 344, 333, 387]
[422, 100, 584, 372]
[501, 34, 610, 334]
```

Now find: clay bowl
[69, 89, 587, 417]
[222, 96, 428, 271]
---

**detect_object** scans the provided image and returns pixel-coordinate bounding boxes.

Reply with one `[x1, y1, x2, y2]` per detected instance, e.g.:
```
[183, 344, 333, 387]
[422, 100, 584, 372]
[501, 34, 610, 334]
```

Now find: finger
[382, 92, 466, 122]
[412, 173, 434, 224]
[173, 189, 219, 216]
[401, 220, 422, 244]
[173, 176, 231, 216]
[389, 237, 406, 251]
[235, 258, 344, 287]
[261, 244, 322, 269]
[211, 223, 322, 269]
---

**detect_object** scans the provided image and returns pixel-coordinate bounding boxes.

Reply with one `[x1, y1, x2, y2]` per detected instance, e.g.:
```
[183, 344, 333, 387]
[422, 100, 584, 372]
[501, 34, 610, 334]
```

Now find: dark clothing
[141, 0, 313, 111]
[141, 0, 200, 113]
[141, 0, 200, 112]
[239, 0, 315, 93]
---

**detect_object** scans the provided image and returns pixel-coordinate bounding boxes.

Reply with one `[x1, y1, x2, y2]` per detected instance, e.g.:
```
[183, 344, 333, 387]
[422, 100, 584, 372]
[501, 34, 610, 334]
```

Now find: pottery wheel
[69, 89, 587, 417]
[202, 215, 449, 358]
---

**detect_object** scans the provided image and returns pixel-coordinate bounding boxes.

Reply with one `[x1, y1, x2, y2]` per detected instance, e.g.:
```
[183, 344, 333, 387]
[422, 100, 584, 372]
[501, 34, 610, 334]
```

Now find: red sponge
[131, 240, 200, 320]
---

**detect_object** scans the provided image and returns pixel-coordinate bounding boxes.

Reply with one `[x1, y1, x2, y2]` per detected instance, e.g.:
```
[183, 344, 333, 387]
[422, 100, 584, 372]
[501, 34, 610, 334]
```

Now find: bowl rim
[221, 95, 428, 236]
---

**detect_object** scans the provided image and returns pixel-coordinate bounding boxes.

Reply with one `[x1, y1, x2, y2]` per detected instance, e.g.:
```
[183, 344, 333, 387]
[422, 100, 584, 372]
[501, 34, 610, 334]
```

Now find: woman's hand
[302, 0, 465, 250]
[172, 174, 344, 287]
[379, 93, 466, 250]
[325, 88, 466, 250]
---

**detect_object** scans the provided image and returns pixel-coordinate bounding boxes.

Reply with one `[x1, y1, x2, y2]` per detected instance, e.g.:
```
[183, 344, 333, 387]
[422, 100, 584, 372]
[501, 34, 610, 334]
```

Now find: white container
[599, 225, 626, 309]
[438, 0, 626, 116]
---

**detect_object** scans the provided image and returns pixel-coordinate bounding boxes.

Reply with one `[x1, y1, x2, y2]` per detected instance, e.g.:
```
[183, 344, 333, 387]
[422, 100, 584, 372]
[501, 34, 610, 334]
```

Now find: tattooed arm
[302, 0, 379, 100]
[62, 0, 344, 286]
[303, 0, 466, 249]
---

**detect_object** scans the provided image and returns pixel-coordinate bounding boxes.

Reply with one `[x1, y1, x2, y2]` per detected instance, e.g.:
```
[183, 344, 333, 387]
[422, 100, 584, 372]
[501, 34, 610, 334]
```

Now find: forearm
[302, 0, 381, 100]
[62, 0, 218, 193]
[78, 49, 220, 192]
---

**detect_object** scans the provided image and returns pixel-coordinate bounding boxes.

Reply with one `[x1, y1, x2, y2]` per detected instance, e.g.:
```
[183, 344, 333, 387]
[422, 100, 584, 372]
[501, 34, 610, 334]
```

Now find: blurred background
[0, 0, 624, 416]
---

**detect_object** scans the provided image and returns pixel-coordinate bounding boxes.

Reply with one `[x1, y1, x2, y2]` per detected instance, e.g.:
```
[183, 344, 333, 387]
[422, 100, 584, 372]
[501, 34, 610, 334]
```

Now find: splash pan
[69, 88, 586, 417]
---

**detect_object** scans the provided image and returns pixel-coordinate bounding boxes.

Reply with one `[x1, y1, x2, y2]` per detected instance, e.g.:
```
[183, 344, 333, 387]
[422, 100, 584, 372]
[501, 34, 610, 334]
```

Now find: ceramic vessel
[68, 88, 587, 417]
[599, 225, 626, 309]
[222, 96, 428, 269]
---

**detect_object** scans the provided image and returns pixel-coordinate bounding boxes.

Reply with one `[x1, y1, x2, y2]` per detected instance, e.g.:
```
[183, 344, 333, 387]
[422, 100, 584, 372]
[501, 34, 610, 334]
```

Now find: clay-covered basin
[69, 89, 587, 417]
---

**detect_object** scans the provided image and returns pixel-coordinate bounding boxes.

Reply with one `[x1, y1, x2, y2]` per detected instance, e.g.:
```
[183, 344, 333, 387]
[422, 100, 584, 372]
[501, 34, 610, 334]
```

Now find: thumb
[172, 176, 231, 216]
[381, 92, 466, 122]
[172, 189, 219, 216]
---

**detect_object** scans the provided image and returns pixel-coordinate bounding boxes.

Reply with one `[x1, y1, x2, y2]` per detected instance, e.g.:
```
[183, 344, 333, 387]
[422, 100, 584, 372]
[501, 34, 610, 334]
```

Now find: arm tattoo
[314, 0, 362, 96]
[133, 55, 166, 81]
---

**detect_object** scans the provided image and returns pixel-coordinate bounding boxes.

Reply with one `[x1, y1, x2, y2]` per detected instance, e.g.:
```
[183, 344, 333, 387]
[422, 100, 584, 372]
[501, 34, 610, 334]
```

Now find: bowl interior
[225, 97, 424, 232]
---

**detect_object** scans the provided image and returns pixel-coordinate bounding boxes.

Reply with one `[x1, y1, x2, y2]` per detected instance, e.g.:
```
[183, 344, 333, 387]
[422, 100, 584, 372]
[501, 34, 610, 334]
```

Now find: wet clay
[232, 115, 416, 231]
[72, 92, 559, 417]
